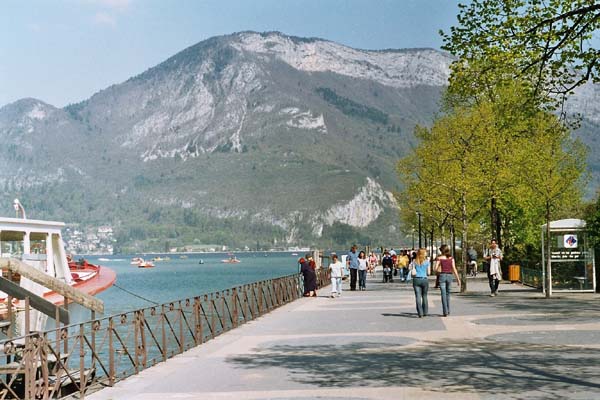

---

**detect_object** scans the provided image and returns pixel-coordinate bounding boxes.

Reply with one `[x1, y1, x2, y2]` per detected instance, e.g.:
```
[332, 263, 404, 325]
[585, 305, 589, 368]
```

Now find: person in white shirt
[358, 250, 368, 290]
[485, 239, 503, 296]
[329, 254, 345, 298]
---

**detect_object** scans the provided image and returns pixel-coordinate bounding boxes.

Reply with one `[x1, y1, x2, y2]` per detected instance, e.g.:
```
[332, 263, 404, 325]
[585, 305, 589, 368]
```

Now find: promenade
[88, 274, 600, 400]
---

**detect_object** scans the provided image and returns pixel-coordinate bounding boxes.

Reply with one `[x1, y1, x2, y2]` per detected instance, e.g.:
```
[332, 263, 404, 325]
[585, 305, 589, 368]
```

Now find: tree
[514, 110, 587, 297]
[441, 0, 600, 109]
[398, 104, 505, 292]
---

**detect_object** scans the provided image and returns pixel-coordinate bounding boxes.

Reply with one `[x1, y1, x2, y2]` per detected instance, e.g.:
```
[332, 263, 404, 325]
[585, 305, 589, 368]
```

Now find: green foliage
[397, 84, 587, 289]
[316, 87, 389, 124]
[441, 0, 600, 109]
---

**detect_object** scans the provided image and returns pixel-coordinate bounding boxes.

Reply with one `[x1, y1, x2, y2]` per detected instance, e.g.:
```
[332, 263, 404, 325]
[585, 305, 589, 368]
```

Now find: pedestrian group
[302, 240, 502, 318]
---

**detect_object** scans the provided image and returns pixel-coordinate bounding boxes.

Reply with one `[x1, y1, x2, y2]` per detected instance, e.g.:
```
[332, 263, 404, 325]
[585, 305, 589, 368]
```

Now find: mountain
[0, 31, 597, 251]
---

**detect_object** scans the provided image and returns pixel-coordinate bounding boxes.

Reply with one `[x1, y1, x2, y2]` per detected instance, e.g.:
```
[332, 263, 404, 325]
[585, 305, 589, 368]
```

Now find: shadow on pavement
[228, 339, 600, 399]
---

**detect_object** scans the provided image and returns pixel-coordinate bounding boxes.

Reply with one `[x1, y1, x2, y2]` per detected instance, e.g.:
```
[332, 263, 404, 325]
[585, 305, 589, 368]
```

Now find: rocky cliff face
[0, 31, 597, 249]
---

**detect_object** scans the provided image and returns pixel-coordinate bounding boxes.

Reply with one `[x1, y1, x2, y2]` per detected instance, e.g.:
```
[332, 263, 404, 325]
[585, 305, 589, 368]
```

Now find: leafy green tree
[514, 111, 587, 296]
[442, 0, 600, 108]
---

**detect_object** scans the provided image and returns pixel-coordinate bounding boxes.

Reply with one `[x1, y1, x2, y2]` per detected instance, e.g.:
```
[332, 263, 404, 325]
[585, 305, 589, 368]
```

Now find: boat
[137, 260, 155, 268]
[131, 257, 143, 265]
[221, 256, 240, 264]
[131, 257, 154, 268]
[0, 199, 116, 333]
[198, 259, 204, 265]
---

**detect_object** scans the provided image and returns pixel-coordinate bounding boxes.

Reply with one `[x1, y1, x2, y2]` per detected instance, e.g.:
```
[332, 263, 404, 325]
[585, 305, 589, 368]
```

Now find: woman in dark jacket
[300, 255, 317, 297]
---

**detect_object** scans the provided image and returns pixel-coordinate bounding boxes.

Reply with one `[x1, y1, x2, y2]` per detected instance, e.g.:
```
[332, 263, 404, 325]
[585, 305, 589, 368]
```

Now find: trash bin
[508, 264, 520, 283]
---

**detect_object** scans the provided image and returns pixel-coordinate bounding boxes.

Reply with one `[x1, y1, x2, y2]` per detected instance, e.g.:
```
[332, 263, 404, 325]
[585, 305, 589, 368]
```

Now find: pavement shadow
[228, 339, 600, 398]
[463, 294, 600, 323]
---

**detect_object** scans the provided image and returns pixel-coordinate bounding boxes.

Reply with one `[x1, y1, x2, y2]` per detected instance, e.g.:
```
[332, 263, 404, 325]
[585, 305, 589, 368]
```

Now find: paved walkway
[88, 274, 600, 400]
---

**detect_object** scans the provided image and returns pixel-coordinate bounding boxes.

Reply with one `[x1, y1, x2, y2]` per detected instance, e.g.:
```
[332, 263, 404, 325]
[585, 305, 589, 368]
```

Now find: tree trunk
[461, 193, 468, 292]
[491, 197, 502, 247]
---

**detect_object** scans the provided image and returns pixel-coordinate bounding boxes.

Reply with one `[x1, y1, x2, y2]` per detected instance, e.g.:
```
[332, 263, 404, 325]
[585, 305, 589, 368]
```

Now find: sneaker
[490, 293, 496, 297]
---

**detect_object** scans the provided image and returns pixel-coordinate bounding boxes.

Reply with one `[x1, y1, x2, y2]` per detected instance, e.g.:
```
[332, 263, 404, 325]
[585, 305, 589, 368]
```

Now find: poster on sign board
[563, 234, 578, 248]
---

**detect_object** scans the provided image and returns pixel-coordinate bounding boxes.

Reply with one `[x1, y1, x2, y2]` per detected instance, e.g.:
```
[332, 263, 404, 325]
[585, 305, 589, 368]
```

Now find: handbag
[410, 262, 417, 277]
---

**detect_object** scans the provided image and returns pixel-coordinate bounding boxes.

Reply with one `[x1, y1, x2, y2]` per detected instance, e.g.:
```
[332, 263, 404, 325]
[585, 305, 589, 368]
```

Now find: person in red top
[434, 244, 461, 317]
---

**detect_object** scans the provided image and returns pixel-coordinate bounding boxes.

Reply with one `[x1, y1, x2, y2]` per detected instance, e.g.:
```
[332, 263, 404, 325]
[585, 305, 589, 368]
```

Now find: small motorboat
[221, 256, 240, 264]
[198, 259, 204, 265]
[137, 259, 155, 268]
[131, 257, 154, 268]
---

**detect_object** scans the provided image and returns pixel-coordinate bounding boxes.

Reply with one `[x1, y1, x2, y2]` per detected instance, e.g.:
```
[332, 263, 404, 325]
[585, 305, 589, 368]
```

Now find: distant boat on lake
[131, 257, 155, 268]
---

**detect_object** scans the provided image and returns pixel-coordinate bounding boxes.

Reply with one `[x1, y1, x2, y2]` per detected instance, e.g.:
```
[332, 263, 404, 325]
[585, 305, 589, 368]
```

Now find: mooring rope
[112, 283, 160, 305]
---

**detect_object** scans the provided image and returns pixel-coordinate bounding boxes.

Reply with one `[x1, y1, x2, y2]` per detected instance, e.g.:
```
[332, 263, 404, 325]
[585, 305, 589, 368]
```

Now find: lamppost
[411, 229, 415, 249]
[417, 212, 422, 248]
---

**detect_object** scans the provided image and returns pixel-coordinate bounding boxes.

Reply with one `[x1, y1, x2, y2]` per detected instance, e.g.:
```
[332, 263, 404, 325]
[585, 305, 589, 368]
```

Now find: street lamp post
[417, 212, 422, 248]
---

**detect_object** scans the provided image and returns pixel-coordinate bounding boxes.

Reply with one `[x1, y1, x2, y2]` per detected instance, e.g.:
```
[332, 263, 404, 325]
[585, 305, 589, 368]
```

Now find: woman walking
[358, 251, 368, 290]
[411, 248, 431, 318]
[299, 255, 317, 297]
[434, 245, 461, 316]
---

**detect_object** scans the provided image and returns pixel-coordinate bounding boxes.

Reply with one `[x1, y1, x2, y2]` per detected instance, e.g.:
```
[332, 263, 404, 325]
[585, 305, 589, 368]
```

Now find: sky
[0, 0, 462, 108]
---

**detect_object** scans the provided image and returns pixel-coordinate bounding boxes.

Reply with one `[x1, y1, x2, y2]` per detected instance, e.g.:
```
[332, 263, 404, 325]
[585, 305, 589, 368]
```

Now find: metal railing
[0, 269, 329, 399]
[520, 266, 543, 288]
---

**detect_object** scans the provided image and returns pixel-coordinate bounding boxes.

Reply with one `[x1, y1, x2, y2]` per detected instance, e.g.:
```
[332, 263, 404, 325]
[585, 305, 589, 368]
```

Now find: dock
[87, 276, 600, 400]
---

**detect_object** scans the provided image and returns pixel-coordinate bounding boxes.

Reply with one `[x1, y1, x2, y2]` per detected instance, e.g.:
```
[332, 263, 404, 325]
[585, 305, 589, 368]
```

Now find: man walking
[485, 239, 503, 296]
[346, 245, 359, 291]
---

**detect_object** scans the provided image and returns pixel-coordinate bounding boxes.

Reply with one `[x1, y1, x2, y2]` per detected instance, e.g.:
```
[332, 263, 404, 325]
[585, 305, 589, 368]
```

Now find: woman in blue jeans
[411, 248, 431, 318]
[434, 245, 461, 317]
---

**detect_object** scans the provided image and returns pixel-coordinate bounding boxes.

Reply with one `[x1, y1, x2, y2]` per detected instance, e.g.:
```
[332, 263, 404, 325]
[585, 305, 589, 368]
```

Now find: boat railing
[0, 271, 331, 399]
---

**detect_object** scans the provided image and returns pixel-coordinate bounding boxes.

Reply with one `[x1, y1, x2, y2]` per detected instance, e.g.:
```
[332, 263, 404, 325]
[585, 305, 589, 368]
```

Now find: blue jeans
[358, 270, 367, 289]
[412, 277, 428, 316]
[439, 274, 453, 316]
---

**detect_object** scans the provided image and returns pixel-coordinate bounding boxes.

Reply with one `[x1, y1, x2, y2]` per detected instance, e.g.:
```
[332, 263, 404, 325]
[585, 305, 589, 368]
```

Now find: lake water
[86, 252, 305, 317]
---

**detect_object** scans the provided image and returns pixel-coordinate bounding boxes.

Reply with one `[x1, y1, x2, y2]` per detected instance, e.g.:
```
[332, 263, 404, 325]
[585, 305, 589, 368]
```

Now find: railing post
[178, 301, 184, 354]
[91, 310, 96, 372]
[139, 310, 147, 368]
[79, 323, 86, 399]
[232, 289, 238, 328]
[161, 305, 167, 361]
[63, 298, 69, 355]
[133, 311, 140, 374]
[220, 293, 226, 331]
[258, 282, 264, 314]
[108, 317, 115, 386]
[193, 297, 201, 345]
[210, 294, 216, 339]
[24, 297, 33, 400]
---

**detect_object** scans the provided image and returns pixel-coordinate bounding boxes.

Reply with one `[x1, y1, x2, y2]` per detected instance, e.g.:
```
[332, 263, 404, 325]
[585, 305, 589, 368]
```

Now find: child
[329, 254, 344, 297]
